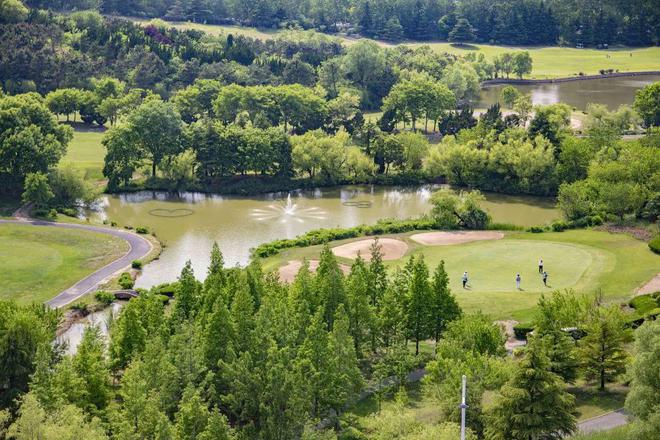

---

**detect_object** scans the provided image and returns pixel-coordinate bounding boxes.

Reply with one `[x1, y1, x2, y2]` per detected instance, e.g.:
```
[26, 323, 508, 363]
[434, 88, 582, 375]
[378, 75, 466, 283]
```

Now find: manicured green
[263, 229, 659, 321]
[141, 21, 660, 79]
[0, 224, 127, 304]
[61, 129, 106, 180]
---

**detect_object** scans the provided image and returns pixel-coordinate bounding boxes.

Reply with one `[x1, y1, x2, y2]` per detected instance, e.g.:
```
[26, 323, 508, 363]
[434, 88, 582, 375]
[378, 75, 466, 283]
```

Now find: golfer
[516, 273, 522, 290]
[538, 258, 544, 273]
[543, 271, 548, 286]
[462, 271, 468, 288]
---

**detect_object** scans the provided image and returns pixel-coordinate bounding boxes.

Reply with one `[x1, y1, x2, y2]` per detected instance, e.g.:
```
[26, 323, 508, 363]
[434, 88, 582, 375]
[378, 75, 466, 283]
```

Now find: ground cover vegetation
[27, 0, 660, 47]
[0, 241, 657, 439]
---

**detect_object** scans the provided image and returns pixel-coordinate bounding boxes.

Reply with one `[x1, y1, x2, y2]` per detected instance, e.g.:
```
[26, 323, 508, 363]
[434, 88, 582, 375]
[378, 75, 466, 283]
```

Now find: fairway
[0, 224, 127, 304]
[61, 129, 106, 180]
[263, 229, 659, 322]
[136, 20, 660, 79]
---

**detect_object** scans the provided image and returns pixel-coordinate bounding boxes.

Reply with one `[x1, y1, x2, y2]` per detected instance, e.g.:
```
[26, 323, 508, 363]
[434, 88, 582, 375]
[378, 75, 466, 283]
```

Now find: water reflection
[56, 302, 123, 355]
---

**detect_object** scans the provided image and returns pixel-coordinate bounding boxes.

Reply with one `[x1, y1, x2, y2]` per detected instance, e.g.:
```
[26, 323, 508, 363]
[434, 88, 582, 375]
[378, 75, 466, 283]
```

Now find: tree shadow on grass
[450, 43, 479, 50]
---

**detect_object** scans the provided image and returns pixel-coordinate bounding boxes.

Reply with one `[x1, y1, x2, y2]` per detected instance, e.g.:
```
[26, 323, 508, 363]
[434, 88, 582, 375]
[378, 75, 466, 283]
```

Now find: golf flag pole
[460, 374, 468, 440]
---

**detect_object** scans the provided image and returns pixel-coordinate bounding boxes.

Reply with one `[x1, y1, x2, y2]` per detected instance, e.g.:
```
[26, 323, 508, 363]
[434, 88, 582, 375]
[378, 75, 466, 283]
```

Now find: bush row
[649, 236, 660, 255]
[252, 217, 437, 258]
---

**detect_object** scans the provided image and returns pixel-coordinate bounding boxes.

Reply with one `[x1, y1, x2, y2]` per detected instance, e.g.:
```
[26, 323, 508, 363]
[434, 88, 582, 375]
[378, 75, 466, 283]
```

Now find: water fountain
[250, 193, 326, 223]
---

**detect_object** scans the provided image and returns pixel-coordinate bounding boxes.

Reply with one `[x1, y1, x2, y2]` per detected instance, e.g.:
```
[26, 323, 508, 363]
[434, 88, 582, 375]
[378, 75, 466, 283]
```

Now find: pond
[477, 74, 660, 110]
[56, 302, 123, 355]
[92, 185, 560, 287]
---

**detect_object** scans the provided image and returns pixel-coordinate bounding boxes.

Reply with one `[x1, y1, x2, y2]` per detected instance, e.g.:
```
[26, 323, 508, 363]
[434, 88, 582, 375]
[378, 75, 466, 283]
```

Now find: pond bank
[481, 70, 660, 85]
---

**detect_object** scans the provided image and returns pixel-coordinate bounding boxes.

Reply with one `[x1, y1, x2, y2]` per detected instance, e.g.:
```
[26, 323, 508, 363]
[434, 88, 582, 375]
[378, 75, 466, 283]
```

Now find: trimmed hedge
[131, 260, 143, 269]
[513, 325, 534, 340]
[649, 236, 660, 254]
[252, 217, 436, 258]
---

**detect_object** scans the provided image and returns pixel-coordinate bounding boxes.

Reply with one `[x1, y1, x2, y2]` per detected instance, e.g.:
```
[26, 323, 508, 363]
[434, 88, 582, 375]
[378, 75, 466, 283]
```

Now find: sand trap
[636, 273, 660, 296]
[331, 237, 408, 261]
[410, 231, 504, 246]
[278, 259, 350, 283]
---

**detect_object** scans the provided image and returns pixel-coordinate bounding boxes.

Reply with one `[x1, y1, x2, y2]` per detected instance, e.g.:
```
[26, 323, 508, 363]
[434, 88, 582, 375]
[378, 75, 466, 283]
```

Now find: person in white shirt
[462, 271, 468, 289]
[516, 273, 522, 290]
[538, 258, 544, 273]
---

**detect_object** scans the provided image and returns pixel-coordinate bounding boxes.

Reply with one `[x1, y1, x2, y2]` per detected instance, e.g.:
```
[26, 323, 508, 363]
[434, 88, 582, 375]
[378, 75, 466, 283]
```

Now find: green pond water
[478, 74, 660, 110]
[93, 185, 560, 287]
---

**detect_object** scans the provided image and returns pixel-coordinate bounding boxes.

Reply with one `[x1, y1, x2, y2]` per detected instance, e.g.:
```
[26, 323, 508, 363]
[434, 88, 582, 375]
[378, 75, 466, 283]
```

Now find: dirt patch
[410, 231, 504, 246]
[595, 224, 654, 241]
[331, 238, 408, 261]
[278, 259, 351, 283]
[636, 273, 660, 296]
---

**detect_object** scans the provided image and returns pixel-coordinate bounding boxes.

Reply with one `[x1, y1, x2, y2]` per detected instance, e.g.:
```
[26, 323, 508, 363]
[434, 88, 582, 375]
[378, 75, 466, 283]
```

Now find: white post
[460, 374, 468, 440]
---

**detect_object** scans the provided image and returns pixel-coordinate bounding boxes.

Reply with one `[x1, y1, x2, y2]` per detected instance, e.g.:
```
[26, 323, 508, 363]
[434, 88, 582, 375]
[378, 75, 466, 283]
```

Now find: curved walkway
[0, 219, 152, 308]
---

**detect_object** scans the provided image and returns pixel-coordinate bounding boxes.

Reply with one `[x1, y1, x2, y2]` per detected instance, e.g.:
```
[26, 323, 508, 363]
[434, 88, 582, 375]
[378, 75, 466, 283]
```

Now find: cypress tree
[429, 260, 461, 344]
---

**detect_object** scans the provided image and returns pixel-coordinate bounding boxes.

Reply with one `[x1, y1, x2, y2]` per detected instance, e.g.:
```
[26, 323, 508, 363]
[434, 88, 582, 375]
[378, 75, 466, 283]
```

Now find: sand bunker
[636, 273, 660, 296]
[278, 259, 350, 283]
[332, 237, 408, 261]
[410, 231, 504, 246]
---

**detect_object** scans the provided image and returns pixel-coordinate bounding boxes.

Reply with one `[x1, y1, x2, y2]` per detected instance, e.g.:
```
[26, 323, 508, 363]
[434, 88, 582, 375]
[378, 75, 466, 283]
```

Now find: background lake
[477, 74, 660, 110]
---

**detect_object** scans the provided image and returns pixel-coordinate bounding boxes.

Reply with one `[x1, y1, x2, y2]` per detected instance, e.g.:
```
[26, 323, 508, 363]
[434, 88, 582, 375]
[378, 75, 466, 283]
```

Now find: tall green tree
[485, 336, 577, 440]
[405, 255, 431, 355]
[429, 260, 462, 344]
[625, 320, 660, 440]
[579, 304, 632, 390]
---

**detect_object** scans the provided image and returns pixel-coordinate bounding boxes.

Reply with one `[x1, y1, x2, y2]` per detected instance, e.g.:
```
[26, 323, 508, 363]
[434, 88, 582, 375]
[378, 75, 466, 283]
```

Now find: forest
[23, 0, 660, 46]
[2, 241, 658, 439]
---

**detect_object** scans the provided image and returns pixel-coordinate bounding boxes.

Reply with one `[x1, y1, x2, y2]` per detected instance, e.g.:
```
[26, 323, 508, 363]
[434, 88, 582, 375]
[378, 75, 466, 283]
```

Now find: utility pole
[460, 374, 468, 440]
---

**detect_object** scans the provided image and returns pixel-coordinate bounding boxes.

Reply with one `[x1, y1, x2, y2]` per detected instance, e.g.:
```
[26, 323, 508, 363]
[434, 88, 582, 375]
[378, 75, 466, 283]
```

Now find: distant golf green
[263, 229, 658, 322]
[62, 129, 106, 180]
[135, 19, 660, 79]
[0, 223, 127, 304]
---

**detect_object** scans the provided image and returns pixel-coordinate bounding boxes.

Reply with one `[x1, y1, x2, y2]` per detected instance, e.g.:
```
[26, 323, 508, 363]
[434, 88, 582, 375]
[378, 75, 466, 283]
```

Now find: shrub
[124, 225, 133, 230]
[513, 324, 534, 340]
[649, 236, 660, 255]
[488, 222, 524, 231]
[70, 302, 89, 314]
[56, 207, 78, 217]
[110, 221, 117, 227]
[118, 272, 134, 289]
[153, 282, 177, 297]
[131, 260, 143, 269]
[135, 226, 149, 234]
[94, 290, 115, 305]
[629, 293, 660, 314]
[551, 220, 570, 232]
[527, 226, 545, 233]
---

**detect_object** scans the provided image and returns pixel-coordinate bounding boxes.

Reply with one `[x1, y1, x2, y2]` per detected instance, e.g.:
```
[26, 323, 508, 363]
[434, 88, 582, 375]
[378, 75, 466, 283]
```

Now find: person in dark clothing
[543, 271, 548, 286]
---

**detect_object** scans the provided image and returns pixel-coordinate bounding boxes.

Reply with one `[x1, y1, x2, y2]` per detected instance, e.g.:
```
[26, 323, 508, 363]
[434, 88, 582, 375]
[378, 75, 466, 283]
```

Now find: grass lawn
[0, 223, 128, 304]
[135, 19, 660, 79]
[262, 229, 659, 322]
[342, 381, 442, 433]
[61, 128, 106, 181]
[570, 382, 628, 421]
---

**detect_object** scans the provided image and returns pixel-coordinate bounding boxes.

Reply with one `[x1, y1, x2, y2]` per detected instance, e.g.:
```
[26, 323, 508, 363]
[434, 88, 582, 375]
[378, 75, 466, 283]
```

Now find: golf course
[263, 228, 659, 322]
[0, 223, 128, 304]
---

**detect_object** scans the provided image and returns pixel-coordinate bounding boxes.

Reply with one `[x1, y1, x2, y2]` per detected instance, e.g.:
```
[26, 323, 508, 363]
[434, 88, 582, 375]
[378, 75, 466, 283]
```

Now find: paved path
[0, 219, 152, 308]
[577, 409, 627, 434]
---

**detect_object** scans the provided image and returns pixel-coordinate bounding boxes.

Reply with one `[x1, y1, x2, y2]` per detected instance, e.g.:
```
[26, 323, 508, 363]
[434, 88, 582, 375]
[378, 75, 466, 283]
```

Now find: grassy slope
[62, 129, 106, 181]
[145, 20, 660, 79]
[262, 229, 659, 322]
[0, 223, 128, 304]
